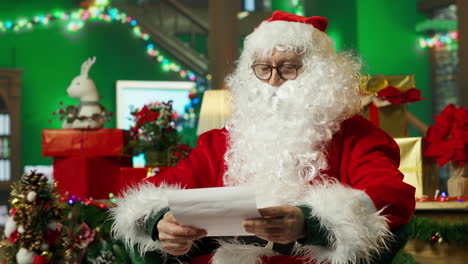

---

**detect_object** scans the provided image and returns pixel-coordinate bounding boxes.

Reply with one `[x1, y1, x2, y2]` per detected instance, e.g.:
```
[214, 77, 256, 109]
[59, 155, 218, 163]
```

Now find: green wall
[0, 0, 186, 169]
[305, 0, 358, 51]
[356, 0, 431, 131]
[306, 0, 431, 135]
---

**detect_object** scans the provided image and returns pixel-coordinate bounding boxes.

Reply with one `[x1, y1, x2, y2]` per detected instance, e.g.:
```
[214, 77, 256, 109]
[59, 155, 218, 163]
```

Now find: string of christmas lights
[418, 30, 459, 49]
[291, 0, 305, 16]
[58, 192, 116, 209]
[0, 3, 198, 81]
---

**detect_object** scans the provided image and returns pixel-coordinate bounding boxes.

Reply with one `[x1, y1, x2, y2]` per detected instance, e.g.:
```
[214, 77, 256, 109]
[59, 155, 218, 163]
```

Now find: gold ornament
[438, 237, 444, 243]
[41, 251, 53, 259]
[11, 198, 21, 206]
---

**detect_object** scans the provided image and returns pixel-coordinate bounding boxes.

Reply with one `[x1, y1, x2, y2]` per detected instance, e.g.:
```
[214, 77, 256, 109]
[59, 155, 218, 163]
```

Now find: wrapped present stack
[42, 128, 132, 199]
[360, 75, 439, 198]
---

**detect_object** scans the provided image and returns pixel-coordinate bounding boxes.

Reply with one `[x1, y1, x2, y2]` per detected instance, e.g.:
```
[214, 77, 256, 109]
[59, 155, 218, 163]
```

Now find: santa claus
[111, 11, 415, 264]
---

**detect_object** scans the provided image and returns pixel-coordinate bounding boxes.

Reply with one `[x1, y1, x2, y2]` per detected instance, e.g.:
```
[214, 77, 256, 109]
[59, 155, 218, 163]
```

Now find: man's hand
[243, 206, 306, 244]
[157, 211, 207, 256]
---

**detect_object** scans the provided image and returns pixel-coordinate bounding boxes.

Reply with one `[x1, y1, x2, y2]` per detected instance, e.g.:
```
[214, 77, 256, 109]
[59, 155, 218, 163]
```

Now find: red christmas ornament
[33, 255, 50, 264]
[9, 231, 18, 243]
[431, 232, 441, 242]
[10, 207, 17, 216]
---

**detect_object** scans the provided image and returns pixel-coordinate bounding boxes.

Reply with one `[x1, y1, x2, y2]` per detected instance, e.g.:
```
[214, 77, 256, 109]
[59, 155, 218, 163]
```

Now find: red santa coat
[111, 115, 415, 264]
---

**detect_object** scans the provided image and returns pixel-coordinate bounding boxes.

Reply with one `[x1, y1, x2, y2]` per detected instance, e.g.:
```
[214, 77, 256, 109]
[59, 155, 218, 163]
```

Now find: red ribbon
[376, 86, 423, 104]
[369, 103, 380, 127]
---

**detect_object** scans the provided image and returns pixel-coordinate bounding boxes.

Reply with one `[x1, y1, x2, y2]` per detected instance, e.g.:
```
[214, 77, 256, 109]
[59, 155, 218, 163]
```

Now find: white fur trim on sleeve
[294, 182, 392, 264]
[109, 182, 182, 256]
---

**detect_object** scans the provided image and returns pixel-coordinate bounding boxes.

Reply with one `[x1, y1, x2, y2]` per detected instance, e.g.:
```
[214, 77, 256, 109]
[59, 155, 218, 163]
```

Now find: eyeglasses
[251, 64, 302, 81]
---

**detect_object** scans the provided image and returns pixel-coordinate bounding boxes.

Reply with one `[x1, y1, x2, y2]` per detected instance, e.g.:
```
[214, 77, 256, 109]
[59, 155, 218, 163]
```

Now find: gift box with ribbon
[360, 75, 423, 138]
[395, 137, 439, 198]
[53, 156, 132, 199]
[42, 129, 129, 157]
[42, 129, 132, 198]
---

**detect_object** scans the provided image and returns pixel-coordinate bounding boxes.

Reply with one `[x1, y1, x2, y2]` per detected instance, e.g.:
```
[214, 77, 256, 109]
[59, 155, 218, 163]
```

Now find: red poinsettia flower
[424, 104, 468, 166]
[33, 255, 50, 264]
[127, 100, 181, 159]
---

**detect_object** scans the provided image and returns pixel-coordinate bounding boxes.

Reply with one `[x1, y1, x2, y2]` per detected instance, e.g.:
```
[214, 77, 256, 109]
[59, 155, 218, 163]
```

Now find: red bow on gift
[376, 86, 423, 104]
[424, 104, 468, 166]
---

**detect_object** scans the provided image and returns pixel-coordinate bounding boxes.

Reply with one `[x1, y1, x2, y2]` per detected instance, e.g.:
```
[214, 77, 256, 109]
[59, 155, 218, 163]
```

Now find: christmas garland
[0, 171, 129, 264]
[410, 215, 468, 243]
[0, 172, 63, 263]
[391, 215, 468, 264]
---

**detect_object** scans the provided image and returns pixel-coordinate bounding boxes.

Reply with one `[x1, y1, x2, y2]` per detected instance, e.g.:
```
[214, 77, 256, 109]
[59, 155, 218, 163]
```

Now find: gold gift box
[361, 75, 415, 138]
[395, 137, 439, 198]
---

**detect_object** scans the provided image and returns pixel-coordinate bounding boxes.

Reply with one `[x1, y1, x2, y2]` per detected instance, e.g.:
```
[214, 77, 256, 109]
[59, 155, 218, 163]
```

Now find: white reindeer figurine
[63, 57, 105, 129]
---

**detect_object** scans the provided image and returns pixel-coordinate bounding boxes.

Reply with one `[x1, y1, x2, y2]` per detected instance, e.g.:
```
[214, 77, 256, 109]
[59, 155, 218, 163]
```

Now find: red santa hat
[264, 10, 328, 32]
[243, 10, 335, 57]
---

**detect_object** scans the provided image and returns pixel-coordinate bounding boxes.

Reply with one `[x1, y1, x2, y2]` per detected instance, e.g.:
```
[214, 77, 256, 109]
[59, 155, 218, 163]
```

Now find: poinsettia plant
[424, 104, 468, 167]
[127, 100, 181, 155]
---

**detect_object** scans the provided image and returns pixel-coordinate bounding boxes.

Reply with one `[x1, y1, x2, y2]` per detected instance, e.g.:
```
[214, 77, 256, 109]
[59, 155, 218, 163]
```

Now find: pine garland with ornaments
[0, 171, 129, 264]
[411, 215, 468, 244]
[0, 171, 63, 264]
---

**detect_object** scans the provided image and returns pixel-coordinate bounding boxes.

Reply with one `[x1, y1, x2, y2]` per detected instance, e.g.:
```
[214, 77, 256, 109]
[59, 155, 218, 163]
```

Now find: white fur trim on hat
[244, 20, 335, 58]
[109, 182, 183, 257]
[293, 181, 392, 264]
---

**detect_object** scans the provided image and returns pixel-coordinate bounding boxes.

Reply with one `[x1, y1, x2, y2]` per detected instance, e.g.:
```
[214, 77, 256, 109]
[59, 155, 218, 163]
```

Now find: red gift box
[118, 167, 169, 194]
[42, 129, 128, 157]
[54, 156, 132, 199]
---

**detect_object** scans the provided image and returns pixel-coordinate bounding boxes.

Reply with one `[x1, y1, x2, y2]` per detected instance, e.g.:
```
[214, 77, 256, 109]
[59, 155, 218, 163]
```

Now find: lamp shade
[196, 90, 232, 135]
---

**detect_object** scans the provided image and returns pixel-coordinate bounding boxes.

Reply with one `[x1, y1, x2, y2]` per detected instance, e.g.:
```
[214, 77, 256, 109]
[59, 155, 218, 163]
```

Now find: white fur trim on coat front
[294, 182, 392, 264]
[212, 239, 277, 264]
[109, 182, 182, 256]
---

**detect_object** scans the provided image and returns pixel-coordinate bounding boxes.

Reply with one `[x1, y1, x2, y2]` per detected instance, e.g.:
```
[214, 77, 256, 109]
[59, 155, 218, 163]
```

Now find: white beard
[223, 53, 361, 208]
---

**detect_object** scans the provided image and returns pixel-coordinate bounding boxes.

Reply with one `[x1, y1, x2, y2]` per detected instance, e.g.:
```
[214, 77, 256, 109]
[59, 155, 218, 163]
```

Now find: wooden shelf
[407, 200, 468, 264]
[416, 201, 468, 210]
[0, 69, 22, 190]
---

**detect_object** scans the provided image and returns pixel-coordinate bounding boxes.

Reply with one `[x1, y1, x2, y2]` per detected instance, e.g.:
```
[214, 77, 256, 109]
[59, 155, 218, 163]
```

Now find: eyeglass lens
[252, 64, 298, 80]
